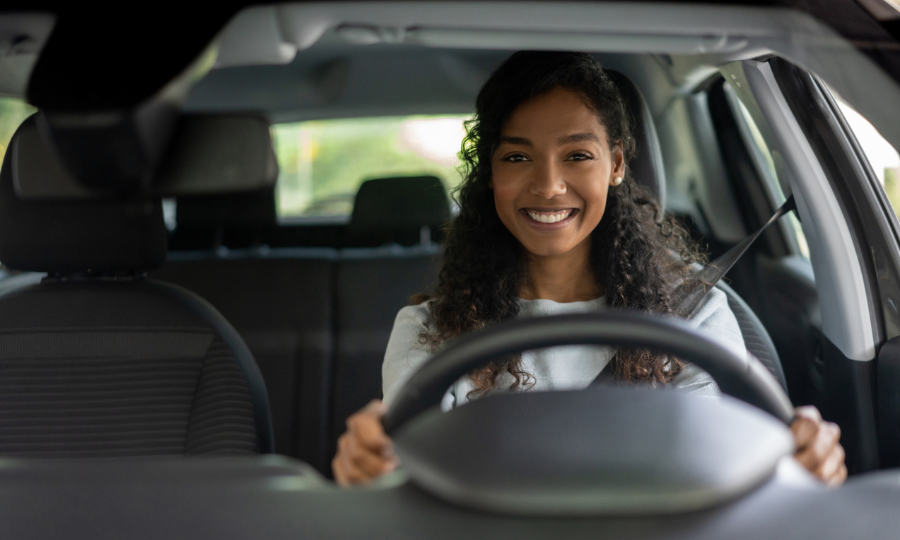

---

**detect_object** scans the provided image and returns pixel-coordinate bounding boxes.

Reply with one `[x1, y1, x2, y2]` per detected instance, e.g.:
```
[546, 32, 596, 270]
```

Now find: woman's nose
[529, 162, 567, 199]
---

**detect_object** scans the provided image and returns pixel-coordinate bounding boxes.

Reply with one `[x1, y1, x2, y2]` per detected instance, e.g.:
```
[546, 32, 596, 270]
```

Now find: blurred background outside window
[833, 97, 900, 215]
[272, 115, 469, 220]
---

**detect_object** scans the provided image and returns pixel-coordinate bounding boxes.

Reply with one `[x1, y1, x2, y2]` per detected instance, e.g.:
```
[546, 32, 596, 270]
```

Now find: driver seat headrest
[606, 70, 666, 207]
[0, 115, 167, 274]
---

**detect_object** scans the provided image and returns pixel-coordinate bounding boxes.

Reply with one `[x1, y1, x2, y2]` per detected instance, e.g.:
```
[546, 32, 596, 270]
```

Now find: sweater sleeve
[382, 302, 437, 407]
[671, 287, 747, 396]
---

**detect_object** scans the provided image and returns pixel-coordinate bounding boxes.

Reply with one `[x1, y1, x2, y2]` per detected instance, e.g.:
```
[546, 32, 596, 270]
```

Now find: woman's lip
[519, 208, 579, 230]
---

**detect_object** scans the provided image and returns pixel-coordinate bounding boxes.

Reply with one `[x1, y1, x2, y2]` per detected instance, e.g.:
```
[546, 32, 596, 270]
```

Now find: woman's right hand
[332, 399, 398, 486]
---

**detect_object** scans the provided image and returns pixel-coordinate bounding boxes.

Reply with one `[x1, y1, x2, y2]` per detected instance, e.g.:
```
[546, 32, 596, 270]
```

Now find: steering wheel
[383, 311, 794, 435]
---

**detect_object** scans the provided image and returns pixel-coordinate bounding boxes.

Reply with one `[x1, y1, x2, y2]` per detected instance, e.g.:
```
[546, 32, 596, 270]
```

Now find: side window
[829, 95, 900, 215]
[722, 81, 810, 259]
[0, 98, 36, 167]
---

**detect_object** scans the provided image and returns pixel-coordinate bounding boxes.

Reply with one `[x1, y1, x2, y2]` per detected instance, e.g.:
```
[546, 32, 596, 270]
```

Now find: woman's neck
[519, 240, 601, 303]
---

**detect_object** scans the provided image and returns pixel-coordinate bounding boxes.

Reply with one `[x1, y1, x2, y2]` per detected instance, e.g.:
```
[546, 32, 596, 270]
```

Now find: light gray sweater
[382, 287, 746, 409]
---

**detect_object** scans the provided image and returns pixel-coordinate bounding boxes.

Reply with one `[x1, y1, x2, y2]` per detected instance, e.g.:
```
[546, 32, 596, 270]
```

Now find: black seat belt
[592, 195, 797, 385]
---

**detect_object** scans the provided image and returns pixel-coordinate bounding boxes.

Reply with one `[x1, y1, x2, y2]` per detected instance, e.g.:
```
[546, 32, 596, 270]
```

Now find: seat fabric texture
[153, 252, 335, 469]
[0, 114, 274, 457]
[0, 282, 259, 457]
[331, 247, 442, 463]
[717, 282, 788, 391]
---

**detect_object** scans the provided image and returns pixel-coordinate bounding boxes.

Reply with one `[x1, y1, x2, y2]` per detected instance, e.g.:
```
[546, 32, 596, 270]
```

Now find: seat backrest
[328, 175, 450, 467]
[331, 246, 442, 462]
[717, 282, 788, 391]
[153, 248, 337, 470]
[606, 71, 786, 387]
[0, 114, 274, 457]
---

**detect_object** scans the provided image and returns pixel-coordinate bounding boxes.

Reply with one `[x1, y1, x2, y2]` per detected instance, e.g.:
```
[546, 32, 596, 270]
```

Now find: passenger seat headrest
[349, 176, 450, 237]
[606, 70, 666, 207]
[0, 115, 167, 274]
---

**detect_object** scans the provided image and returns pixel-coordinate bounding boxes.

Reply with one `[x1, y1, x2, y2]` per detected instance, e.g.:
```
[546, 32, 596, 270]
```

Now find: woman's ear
[611, 141, 626, 180]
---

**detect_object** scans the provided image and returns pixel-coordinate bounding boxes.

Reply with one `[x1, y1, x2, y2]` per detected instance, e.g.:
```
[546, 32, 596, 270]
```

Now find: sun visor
[12, 113, 278, 200]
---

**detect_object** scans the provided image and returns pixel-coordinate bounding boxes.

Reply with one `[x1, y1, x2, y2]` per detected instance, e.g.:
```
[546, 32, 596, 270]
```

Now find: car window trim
[724, 59, 876, 363]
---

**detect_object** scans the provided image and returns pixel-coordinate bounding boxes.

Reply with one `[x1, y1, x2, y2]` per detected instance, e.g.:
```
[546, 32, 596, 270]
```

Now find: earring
[612, 176, 623, 186]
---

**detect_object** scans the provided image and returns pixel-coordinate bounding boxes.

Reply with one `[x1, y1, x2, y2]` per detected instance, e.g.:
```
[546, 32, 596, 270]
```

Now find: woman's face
[490, 86, 625, 258]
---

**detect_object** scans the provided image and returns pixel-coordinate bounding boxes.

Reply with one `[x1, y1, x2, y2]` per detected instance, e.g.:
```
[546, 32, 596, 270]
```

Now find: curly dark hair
[419, 51, 705, 394]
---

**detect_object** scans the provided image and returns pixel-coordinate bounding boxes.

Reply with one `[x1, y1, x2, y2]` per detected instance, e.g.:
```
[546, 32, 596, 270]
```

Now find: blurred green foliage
[0, 98, 36, 165]
[884, 168, 900, 215]
[273, 115, 468, 217]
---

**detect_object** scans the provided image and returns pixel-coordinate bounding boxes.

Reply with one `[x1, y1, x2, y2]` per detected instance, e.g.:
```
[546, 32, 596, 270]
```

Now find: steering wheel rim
[383, 311, 794, 435]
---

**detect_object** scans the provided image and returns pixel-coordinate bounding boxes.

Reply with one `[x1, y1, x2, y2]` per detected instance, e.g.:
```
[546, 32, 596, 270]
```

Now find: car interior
[0, 1, 899, 538]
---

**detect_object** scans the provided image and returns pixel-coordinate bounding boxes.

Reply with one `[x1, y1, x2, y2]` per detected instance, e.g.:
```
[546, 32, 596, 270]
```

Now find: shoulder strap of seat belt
[592, 195, 796, 385]
[672, 194, 796, 319]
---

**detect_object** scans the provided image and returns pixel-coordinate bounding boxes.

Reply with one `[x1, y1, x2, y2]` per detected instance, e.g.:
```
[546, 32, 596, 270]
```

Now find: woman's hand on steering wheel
[334, 402, 847, 487]
[791, 405, 847, 486]
[333, 400, 398, 486]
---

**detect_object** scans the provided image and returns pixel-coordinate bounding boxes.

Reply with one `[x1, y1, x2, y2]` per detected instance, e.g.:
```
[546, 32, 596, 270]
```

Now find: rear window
[272, 115, 469, 220]
[0, 98, 37, 167]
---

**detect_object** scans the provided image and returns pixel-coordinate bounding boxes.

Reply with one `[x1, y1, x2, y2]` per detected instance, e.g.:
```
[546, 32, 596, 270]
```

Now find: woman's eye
[566, 152, 594, 161]
[504, 153, 530, 163]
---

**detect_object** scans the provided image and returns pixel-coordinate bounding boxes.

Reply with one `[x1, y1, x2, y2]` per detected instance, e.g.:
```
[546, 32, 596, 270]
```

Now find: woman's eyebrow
[498, 136, 531, 146]
[558, 132, 601, 145]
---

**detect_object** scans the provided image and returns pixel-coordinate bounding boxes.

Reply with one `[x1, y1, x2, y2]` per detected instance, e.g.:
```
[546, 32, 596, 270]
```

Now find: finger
[364, 399, 387, 417]
[335, 435, 375, 486]
[795, 422, 841, 472]
[791, 415, 820, 452]
[348, 411, 394, 456]
[346, 429, 397, 477]
[827, 463, 848, 488]
[815, 443, 845, 482]
[791, 406, 824, 451]
[333, 435, 357, 486]
[794, 405, 822, 423]
[335, 453, 368, 486]
[333, 454, 352, 486]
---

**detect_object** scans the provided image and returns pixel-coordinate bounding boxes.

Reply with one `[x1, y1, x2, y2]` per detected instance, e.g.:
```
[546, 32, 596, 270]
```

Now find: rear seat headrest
[175, 188, 277, 230]
[606, 70, 666, 207]
[0, 115, 167, 274]
[349, 176, 450, 235]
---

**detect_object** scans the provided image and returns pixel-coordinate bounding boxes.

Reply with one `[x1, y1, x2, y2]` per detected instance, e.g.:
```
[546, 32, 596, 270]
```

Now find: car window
[722, 81, 810, 259]
[272, 115, 469, 220]
[829, 94, 900, 216]
[0, 97, 37, 168]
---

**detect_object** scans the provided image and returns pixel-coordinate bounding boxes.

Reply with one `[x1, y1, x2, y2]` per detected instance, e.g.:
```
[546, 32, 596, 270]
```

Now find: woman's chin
[520, 240, 582, 259]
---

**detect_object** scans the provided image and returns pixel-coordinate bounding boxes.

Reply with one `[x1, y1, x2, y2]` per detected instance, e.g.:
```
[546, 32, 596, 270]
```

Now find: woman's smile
[520, 208, 579, 230]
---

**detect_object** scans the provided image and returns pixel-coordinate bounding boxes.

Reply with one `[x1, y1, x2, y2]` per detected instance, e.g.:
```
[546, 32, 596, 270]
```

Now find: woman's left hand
[790, 405, 847, 486]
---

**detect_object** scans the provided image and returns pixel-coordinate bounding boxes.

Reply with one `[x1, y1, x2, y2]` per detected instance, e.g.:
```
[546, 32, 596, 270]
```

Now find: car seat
[0, 115, 275, 457]
[608, 70, 787, 390]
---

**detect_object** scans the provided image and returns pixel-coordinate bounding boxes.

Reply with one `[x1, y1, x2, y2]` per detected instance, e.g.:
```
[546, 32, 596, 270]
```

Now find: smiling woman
[425, 51, 704, 389]
[328, 50, 847, 488]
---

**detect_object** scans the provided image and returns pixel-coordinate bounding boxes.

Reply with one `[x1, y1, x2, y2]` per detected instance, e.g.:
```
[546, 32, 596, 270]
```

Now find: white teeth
[527, 210, 571, 223]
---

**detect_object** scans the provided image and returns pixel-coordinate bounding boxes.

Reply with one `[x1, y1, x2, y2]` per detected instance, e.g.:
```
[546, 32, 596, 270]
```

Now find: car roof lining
[197, 2, 900, 155]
